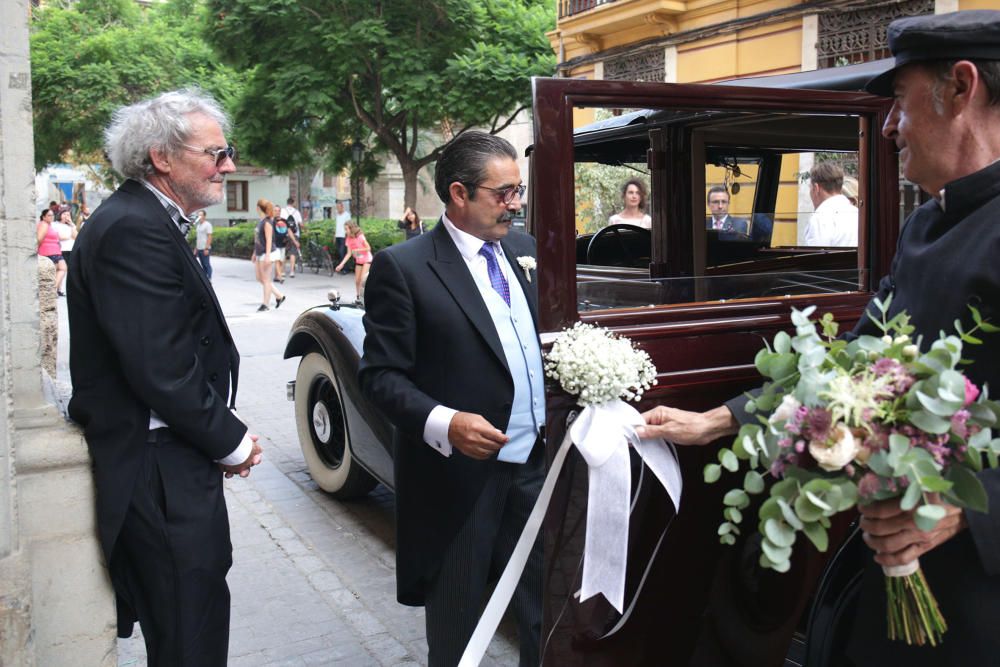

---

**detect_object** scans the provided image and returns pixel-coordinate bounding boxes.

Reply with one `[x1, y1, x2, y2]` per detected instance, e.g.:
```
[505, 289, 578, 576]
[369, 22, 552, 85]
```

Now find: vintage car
[285, 59, 909, 666]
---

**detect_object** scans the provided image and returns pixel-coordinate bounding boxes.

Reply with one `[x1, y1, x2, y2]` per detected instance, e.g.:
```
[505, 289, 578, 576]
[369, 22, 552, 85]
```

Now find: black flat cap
[865, 10, 1000, 96]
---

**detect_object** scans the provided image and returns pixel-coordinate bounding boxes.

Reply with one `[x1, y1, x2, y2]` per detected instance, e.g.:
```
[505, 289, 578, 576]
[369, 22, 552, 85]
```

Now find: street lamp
[351, 139, 363, 224]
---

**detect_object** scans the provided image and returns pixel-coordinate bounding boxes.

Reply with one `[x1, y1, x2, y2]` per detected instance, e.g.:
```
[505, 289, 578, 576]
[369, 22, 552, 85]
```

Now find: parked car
[285, 58, 903, 666]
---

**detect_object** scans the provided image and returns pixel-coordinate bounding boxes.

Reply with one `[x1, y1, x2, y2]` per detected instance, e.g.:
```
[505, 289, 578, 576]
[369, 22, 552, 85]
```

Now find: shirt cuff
[216, 429, 253, 466]
[423, 405, 455, 457]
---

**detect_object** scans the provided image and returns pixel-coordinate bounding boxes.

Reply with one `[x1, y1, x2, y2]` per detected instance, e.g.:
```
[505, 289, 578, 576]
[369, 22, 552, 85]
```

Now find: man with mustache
[360, 131, 544, 666]
[67, 89, 262, 665]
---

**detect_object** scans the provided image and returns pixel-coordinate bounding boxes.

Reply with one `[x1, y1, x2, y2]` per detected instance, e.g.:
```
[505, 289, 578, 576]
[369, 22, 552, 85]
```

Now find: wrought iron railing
[559, 0, 620, 19]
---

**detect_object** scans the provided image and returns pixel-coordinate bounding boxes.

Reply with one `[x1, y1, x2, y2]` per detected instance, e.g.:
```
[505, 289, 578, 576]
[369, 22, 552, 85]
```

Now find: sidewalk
[57, 256, 519, 666]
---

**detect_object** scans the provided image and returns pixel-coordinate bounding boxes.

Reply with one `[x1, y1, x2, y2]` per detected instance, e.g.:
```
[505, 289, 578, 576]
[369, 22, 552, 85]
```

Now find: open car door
[530, 76, 897, 666]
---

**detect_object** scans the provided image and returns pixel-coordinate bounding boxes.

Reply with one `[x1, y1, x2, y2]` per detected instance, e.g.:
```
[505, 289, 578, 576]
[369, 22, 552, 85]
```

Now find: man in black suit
[68, 89, 262, 665]
[705, 185, 749, 236]
[359, 131, 545, 666]
[639, 11, 1000, 665]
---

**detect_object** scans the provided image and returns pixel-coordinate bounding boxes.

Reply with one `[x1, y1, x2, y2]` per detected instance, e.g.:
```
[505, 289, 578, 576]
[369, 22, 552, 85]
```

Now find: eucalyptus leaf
[718, 522, 734, 536]
[916, 390, 963, 417]
[914, 504, 947, 531]
[720, 533, 737, 545]
[760, 538, 792, 565]
[763, 517, 796, 548]
[900, 481, 922, 511]
[945, 465, 988, 512]
[720, 449, 739, 472]
[866, 451, 894, 477]
[802, 521, 829, 552]
[909, 409, 952, 435]
[724, 489, 750, 509]
[918, 476, 953, 493]
[744, 470, 765, 495]
[774, 331, 791, 354]
[704, 463, 722, 484]
[793, 493, 824, 523]
[724, 507, 743, 524]
[777, 498, 805, 530]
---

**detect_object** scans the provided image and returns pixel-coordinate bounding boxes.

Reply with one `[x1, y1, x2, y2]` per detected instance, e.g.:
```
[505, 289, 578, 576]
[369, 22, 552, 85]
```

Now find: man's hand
[220, 437, 263, 479]
[635, 405, 738, 445]
[859, 494, 966, 568]
[448, 412, 508, 460]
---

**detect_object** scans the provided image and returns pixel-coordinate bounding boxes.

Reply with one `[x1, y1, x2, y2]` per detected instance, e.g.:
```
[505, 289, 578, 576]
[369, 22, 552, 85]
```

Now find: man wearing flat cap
[637, 10, 1000, 664]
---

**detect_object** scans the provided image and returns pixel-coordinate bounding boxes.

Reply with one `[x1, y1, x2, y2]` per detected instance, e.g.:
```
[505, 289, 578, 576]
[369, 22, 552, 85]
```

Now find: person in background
[77, 202, 92, 228]
[608, 178, 652, 229]
[271, 211, 289, 283]
[335, 221, 372, 304]
[335, 200, 352, 275]
[398, 206, 424, 240]
[705, 185, 749, 235]
[253, 199, 285, 312]
[194, 210, 213, 280]
[842, 175, 860, 208]
[66, 88, 262, 666]
[801, 162, 859, 247]
[37, 208, 67, 296]
[55, 207, 78, 267]
[283, 199, 302, 278]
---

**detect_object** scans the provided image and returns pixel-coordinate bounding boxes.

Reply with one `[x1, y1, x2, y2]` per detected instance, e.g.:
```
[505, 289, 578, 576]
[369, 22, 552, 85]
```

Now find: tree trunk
[400, 158, 420, 210]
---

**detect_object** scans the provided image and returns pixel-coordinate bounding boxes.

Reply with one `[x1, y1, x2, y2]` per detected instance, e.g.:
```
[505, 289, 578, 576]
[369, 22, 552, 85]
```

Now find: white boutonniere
[517, 256, 536, 282]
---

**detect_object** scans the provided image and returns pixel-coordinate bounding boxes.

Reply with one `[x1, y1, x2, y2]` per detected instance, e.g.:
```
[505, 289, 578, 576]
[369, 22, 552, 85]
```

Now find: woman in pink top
[36, 209, 67, 296]
[334, 221, 372, 304]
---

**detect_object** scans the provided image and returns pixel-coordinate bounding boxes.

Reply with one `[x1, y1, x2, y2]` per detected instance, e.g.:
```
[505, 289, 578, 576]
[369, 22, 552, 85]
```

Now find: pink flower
[803, 408, 833, 443]
[965, 378, 981, 407]
[951, 409, 971, 440]
[858, 472, 880, 498]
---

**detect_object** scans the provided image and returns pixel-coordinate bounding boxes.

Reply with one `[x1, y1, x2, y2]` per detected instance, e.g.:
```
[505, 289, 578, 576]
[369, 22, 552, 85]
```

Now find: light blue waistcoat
[476, 255, 545, 463]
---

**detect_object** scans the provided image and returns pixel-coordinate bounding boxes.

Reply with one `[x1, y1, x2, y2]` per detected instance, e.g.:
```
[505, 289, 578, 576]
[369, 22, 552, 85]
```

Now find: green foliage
[705, 298, 1000, 573]
[205, 0, 555, 205]
[200, 217, 410, 259]
[30, 0, 243, 174]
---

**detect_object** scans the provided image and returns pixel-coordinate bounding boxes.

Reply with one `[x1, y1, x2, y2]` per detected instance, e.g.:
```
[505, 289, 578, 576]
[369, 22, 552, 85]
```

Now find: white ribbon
[458, 400, 683, 666]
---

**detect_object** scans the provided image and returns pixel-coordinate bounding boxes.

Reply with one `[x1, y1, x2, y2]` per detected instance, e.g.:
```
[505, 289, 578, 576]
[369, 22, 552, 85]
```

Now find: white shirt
[608, 213, 651, 229]
[196, 221, 213, 250]
[138, 180, 251, 467]
[285, 205, 302, 226]
[53, 221, 75, 252]
[802, 194, 858, 247]
[335, 211, 351, 237]
[421, 214, 512, 457]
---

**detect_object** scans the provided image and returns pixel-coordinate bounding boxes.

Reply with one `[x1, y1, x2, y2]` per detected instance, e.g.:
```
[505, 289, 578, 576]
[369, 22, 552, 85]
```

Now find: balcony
[555, 0, 687, 53]
[559, 0, 620, 19]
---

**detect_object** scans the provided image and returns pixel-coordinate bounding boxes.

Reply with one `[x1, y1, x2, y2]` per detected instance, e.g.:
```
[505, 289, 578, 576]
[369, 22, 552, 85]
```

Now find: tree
[30, 0, 243, 177]
[206, 0, 555, 207]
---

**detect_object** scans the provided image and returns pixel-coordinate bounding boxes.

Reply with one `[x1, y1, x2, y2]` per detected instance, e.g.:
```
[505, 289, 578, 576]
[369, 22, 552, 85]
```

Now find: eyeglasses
[471, 183, 526, 205]
[182, 143, 237, 167]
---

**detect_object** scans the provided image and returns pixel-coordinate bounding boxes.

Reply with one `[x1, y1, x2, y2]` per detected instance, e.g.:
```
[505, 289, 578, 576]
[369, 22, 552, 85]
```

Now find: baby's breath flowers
[544, 323, 657, 405]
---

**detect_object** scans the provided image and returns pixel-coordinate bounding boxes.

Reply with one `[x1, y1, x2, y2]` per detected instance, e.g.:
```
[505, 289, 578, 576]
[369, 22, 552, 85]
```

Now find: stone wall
[0, 1, 116, 664]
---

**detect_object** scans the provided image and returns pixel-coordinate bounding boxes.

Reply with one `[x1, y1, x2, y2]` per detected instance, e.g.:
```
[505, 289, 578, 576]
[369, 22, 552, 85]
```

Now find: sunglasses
[470, 183, 526, 205]
[182, 143, 237, 167]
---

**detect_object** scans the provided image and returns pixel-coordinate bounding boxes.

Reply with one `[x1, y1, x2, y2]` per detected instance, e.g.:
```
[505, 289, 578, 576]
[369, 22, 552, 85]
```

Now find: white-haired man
[68, 89, 262, 665]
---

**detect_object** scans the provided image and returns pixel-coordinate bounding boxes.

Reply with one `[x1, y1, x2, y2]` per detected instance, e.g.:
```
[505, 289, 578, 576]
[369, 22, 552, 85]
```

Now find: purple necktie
[479, 243, 510, 306]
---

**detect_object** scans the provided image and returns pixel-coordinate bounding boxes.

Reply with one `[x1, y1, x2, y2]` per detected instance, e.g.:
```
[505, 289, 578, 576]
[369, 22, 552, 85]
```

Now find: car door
[530, 76, 896, 666]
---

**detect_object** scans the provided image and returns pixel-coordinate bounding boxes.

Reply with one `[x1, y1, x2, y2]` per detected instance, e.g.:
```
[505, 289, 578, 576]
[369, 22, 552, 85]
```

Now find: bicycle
[302, 239, 335, 277]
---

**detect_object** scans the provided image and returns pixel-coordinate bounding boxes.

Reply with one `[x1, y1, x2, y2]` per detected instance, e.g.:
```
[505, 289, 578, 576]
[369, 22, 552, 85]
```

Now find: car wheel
[294, 352, 377, 498]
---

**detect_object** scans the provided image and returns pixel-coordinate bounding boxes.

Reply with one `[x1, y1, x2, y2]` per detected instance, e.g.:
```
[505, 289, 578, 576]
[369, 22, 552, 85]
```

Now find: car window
[571, 106, 864, 313]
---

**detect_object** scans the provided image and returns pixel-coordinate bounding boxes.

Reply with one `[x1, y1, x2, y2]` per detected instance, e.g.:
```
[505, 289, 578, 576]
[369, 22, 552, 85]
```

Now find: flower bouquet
[460, 323, 679, 665]
[706, 296, 1000, 646]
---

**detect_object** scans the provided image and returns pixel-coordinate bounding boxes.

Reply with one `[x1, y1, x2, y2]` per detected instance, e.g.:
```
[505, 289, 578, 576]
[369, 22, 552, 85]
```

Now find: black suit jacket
[67, 179, 245, 560]
[358, 221, 540, 605]
[705, 215, 749, 235]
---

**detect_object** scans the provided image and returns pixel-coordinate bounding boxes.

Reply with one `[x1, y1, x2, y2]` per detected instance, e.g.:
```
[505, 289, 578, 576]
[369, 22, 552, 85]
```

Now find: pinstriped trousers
[424, 438, 544, 667]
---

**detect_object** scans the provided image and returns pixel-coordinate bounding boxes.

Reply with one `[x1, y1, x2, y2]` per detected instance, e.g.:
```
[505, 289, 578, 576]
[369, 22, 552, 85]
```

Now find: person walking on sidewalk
[253, 199, 286, 312]
[194, 209, 213, 279]
[66, 88, 263, 666]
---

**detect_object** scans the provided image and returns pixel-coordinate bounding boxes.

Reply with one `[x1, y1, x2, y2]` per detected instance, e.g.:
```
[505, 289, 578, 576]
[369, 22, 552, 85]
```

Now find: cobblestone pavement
[56, 255, 519, 666]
